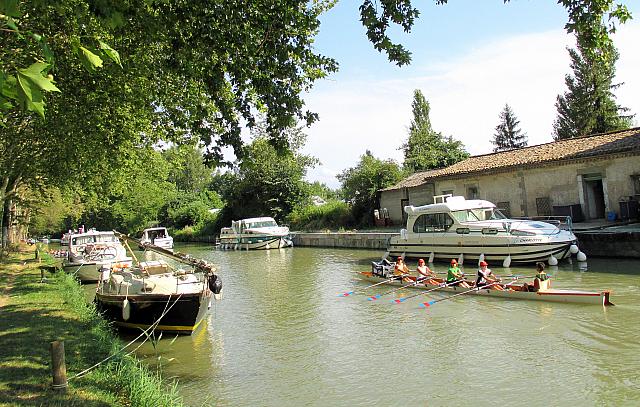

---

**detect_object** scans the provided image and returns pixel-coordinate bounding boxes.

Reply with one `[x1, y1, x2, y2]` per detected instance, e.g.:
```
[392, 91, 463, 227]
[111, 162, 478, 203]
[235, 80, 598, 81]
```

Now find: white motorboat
[140, 227, 174, 250]
[219, 217, 293, 250]
[387, 195, 586, 266]
[63, 229, 133, 283]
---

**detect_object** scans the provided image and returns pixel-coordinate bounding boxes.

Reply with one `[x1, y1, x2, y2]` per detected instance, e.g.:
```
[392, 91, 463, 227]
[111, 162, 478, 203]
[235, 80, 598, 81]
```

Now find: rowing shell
[357, 272, 614, 306]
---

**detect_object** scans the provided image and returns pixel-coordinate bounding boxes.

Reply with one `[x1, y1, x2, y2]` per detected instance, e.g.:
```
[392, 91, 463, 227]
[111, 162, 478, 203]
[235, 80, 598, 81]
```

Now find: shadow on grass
[0, 271, 118, 406]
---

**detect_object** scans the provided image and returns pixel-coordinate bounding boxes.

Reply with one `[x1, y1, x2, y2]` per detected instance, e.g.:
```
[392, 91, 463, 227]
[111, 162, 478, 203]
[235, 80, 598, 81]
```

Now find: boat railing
[510, 216, 573, 232]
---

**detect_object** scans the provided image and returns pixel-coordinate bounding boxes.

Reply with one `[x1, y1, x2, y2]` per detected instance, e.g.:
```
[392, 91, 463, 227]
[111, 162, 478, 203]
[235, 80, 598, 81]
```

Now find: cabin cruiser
[386, 195, 586, 266]
[140, 227, 174, 250]
[63, 229, 133, 283]
[219, 217, 293, 250]
[95, 233, 222, 334]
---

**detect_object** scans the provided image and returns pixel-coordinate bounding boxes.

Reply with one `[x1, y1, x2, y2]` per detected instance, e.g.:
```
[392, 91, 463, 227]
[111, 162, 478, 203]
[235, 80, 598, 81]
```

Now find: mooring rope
[69, 293, 183, 380]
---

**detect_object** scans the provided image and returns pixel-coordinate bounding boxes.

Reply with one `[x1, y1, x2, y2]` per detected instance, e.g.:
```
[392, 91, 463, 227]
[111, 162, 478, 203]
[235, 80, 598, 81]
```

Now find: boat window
[412, 213, 454, 233]
[246, 220, 278, 228]
[95, 234, 118, 243]
[451, 208, 506, 222]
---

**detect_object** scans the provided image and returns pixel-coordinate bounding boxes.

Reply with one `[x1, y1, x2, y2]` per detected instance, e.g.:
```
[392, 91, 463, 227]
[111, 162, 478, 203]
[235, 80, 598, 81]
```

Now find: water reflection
[126, 245, 640, 407]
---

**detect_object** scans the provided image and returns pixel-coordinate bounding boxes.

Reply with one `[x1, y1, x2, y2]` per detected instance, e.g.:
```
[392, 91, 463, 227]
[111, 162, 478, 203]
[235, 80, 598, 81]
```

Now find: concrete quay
[291, 232, 395, 250]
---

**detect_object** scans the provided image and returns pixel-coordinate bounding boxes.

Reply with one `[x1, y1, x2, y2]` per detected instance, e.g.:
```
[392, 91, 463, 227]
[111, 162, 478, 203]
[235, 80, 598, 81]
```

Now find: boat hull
[95, 291, 212, 334]
[358, 272, 613, 306]
[219, 236, 293, 250]
[387, 239, 574, 264]
[63, 259, 133, 284]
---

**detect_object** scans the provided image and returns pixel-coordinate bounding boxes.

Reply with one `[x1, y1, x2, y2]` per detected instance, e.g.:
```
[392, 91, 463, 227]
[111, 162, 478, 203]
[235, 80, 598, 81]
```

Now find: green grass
[0, 248, 184, 407]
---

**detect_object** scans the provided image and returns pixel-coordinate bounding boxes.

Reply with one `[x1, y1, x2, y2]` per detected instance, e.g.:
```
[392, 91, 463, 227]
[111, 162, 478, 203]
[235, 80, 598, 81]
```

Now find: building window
[536, 197, 552, 216]
[412, 213, 454, 233]
[467, 186, 479, 199]
[632, 175, 640, 196]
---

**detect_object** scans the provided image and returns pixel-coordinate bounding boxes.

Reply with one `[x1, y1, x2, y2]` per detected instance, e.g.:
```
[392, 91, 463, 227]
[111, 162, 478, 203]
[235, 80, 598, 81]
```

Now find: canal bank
[0, 246, 184, 407]
[290, 221, 640, 259]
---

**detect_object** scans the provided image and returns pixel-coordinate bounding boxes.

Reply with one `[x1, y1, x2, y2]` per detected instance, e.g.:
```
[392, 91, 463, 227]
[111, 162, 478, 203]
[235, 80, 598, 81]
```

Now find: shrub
[287, 200, 356, 231]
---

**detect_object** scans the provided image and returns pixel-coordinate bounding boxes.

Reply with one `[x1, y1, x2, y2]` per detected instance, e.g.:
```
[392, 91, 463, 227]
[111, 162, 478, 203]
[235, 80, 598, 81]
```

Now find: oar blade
[367, 294, 380, 301]
[337, 291, 354, 297]
[419, 300, 436, 308]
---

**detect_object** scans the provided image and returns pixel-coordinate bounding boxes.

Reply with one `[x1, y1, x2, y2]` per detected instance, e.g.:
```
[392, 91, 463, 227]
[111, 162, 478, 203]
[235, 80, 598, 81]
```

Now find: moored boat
[387, 195, 586, 266]
[63, 229, 133, 283]
[95, 233, 223, 334]
[357, 270, 613, 306]
[140, 226, 174, 250]
[219, 217, 293, 250]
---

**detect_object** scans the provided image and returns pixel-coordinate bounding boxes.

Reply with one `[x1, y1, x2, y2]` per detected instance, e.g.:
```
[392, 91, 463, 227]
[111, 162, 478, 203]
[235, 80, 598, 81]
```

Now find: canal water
[129, 245, 639, 406]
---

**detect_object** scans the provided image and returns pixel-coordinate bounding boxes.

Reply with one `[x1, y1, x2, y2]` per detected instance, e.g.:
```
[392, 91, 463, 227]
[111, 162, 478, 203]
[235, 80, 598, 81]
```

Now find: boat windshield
[450, 208, 507, 222]
[245, 220, 278, 229]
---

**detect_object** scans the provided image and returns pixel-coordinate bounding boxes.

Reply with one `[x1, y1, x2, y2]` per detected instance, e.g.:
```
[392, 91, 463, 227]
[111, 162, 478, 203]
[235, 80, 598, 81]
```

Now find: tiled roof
[382, 127, 640, 191]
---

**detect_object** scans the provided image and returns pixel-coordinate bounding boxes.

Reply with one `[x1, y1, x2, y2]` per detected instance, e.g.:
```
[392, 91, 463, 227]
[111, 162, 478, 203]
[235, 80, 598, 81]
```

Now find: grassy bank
[0, 246, 184, 406]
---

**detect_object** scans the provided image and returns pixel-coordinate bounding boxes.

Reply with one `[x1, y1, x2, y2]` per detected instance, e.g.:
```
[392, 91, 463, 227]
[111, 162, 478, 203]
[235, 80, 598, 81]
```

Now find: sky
[301, 1, 640, 188]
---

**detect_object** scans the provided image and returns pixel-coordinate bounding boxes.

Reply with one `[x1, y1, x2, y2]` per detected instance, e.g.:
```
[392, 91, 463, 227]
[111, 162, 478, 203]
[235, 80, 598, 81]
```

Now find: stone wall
[291, 232, 397, 250]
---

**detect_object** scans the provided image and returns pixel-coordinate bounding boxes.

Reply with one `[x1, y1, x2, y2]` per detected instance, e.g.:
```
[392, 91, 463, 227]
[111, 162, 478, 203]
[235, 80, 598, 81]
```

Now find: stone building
[379, 127, 640, 225]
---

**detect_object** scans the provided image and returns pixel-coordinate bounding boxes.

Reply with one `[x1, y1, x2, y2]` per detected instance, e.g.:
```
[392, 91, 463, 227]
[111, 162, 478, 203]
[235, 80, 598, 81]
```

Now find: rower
[416, 259, 437, 285]
[522, 262, 550, 292]
[394, 257, 411, 282]
[475, 260, 502, 290]
[447, 259, 469, 288]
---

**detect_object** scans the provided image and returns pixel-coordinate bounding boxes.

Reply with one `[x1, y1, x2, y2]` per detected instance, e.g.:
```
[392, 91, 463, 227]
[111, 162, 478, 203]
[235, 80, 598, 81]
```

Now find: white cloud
[303, 22, 640, 189]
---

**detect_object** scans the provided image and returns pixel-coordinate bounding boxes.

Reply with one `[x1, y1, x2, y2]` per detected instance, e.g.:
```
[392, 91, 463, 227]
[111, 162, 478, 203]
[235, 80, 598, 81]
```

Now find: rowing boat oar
[419, 278, 519, 308]
[367, 277, 421, 301]
[337, 276, 400, 297]
[391, 279, 464, 304]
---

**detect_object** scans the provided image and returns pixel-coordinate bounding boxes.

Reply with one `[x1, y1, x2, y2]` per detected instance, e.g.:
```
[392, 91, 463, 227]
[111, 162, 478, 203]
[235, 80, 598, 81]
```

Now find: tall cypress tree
[553, 40, 633, 140]
[402, 89, 468, 172]
[492, 104, 528, 152]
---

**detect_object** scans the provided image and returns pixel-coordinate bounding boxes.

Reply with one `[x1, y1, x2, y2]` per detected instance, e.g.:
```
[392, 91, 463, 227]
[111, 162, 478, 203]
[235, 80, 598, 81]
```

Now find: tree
[163, 145, 212, 194]
[218, 124, 318, 227]
[359, 1, 631, 66]
[492, 104, 528, 152]
[553, 42, 633, 140]
[402, 89, 469, 172]
[338, 151, 404, 226]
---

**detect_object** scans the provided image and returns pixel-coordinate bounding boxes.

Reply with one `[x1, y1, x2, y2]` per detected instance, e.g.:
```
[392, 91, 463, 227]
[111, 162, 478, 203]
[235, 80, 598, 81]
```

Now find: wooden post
[50, 340, 67, 392]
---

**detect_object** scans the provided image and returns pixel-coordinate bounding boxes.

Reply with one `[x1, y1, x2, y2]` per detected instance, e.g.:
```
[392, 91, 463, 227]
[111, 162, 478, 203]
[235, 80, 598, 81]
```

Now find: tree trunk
[0, 177, 8, 249]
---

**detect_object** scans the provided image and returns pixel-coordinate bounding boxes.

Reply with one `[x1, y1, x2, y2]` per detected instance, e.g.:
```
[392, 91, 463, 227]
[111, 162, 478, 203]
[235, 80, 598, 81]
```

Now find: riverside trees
[402, 90, 468, 173]
[553, 43, 633, 140]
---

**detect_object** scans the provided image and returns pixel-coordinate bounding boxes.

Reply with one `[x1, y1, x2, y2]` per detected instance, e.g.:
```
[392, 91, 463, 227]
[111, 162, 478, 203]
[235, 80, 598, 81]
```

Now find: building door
[583, 174, 605, 219]
[400, 198, 409, 226]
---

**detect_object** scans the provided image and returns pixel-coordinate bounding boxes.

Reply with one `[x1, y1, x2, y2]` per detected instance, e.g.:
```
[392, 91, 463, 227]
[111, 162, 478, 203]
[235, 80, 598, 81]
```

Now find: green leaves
[99, 41, 122, 68]
[0, 0, 22, 18]
[78, 47, 104, 73]
[14, 63, 60, 118]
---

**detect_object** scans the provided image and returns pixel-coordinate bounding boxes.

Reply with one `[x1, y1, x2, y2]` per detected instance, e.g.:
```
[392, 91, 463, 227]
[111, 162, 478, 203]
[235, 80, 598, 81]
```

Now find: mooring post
[50, 340, 67, 392]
